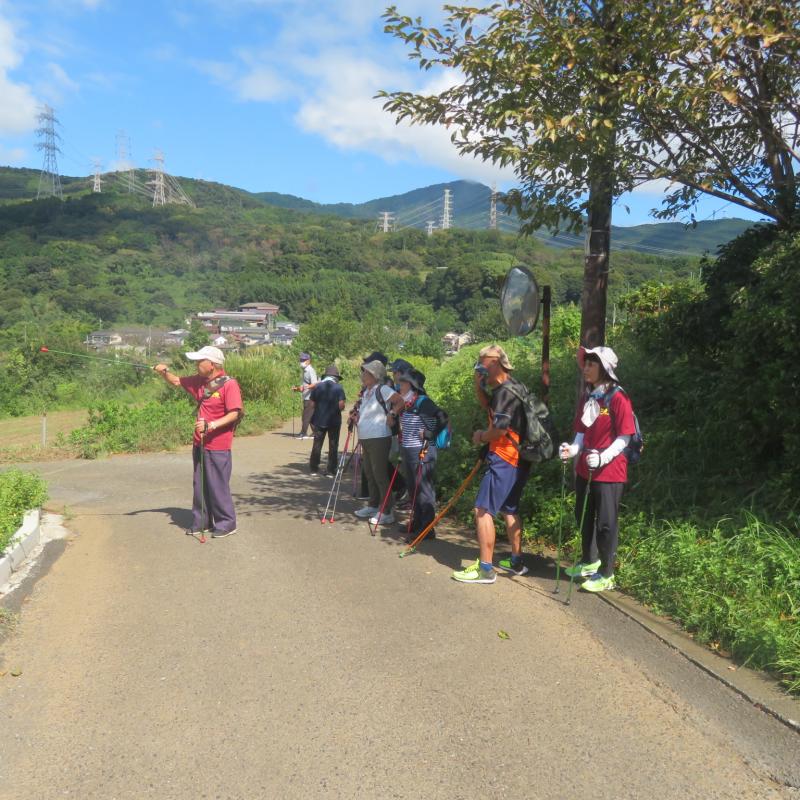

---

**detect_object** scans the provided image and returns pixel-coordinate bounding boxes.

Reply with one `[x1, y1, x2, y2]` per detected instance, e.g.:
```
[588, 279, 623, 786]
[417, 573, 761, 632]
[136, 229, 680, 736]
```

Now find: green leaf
[498, 630, 511, 640]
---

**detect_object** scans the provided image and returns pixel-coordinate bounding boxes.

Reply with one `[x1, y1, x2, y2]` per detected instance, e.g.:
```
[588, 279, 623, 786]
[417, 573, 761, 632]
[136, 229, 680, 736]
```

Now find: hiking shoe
[452, 560, 497, 584]
[186, 528, 208, 536]
[582, 573, 615, 592]
[369, 512, 395, 525]
[309, 470, 319, 476]
[354, 506, 378, 518]
[211, 528, 237, 539]
[564, 559, 601, 578]
[498, 557, 529, 576]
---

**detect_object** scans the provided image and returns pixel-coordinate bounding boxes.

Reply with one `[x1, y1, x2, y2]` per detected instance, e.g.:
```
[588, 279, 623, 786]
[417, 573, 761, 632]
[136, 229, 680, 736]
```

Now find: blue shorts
[474, 452, 530, 516]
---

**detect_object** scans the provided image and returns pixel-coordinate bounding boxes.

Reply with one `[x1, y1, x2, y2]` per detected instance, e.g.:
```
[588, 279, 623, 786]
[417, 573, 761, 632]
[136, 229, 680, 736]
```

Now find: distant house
[443, 331, 473, 354]
[164, 329, 189, 346]
[194, 301, 285, 348]
[86, 331, 122, 347]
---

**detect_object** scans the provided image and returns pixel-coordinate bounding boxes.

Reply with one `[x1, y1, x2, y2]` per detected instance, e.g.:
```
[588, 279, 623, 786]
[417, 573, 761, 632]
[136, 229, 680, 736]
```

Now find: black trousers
[400, 446, 437, 536]
[575, 477, 624, 578]
[310, 424, 341, 474]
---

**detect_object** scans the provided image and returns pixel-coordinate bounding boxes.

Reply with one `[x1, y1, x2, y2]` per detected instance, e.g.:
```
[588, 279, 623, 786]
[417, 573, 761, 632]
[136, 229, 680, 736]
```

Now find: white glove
[586, 450, 601, 469]
[559, 442, 579, 461]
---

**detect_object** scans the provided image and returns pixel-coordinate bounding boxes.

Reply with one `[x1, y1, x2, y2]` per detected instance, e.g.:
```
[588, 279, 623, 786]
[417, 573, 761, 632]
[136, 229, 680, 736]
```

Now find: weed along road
[1, 426, 798, 800]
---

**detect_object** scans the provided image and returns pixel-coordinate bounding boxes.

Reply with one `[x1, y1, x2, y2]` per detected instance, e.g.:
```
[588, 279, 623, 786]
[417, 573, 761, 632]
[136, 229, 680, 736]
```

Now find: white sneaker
[369, 513, 395, 525]
[354, 506, 378, 518]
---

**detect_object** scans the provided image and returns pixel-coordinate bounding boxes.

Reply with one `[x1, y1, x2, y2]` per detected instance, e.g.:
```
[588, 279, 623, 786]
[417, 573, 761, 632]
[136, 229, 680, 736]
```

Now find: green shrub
[0, 469, 48, 555]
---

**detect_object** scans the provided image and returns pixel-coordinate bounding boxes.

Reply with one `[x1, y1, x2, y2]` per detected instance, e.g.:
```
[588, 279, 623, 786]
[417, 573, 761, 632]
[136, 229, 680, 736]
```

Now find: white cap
[577, 346, 618, 381]
[185, 345, 225, 365]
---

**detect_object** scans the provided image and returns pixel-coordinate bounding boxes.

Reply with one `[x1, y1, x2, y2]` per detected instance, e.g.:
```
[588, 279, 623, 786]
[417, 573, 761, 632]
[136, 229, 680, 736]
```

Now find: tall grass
[0, 469, 48, 555]
[616, 514, 800, 687]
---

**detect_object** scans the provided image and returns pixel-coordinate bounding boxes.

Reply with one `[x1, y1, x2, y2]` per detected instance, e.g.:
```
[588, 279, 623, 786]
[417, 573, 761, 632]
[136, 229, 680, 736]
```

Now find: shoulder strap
[375, 385, 389, 414]
[601, 385, 624, 437]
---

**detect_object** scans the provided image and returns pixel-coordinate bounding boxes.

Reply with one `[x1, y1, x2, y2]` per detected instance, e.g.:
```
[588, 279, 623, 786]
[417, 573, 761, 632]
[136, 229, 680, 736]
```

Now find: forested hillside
[0, 175, 699, 338]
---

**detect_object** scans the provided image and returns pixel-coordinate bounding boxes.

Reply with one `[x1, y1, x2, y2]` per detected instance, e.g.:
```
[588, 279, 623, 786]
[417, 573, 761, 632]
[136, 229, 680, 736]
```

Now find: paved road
[1, 427, 798, 799]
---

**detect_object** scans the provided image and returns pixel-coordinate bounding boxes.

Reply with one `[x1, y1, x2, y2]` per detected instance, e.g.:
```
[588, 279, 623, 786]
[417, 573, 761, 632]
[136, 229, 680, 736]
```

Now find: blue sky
[0, 0, 762, 227]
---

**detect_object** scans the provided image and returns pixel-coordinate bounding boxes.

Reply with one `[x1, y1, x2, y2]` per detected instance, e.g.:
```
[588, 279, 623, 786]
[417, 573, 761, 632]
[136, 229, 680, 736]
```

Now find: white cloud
[0, 15, 38, 135]
[294, 52, 514, 185]
[0, 144, 26, 164]
[630, 178, 675, 195]
[235, 65, 291, 101]
[191, 1, 514, 184]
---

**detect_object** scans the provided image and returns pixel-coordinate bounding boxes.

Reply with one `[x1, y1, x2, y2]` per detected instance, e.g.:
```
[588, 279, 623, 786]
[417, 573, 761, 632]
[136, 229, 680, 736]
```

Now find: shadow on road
[125, 506, 194, 532]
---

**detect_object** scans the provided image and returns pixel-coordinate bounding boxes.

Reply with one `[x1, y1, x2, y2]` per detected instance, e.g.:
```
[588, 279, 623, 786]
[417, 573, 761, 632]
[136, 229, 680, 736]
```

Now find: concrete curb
[0, 509, 41, 588]
[594, 587, 800, 735]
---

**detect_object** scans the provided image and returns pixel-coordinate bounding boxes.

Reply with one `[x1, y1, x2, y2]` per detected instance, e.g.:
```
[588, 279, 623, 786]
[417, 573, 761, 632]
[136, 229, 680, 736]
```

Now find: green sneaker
[564, 559, 601, 578]
[581, 573, 616, 592]
[497, 556, 529, 576]
[452, 559, 497, 584]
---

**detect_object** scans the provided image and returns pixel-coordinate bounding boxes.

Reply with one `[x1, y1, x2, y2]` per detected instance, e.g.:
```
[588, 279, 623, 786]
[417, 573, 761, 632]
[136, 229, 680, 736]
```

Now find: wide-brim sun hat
[361, 360, 386, 382]
[478, 344, 513, 370]
[185, 345, 225, 365]
[578, 345, 619, 382]
[396, 368, 425, 391]
[324, 364, 341, 379]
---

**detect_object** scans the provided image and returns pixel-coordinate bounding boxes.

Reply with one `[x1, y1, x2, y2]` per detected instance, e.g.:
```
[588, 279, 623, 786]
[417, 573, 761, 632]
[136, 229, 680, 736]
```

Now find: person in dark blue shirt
[308, 365, 347, 476]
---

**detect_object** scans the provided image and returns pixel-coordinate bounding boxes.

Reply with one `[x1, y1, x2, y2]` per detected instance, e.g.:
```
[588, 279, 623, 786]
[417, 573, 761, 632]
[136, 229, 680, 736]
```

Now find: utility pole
[92, 159, 104, 193]
[489, 183, 497, 230]
[441, 189, 452, 230]
[377, 211, 394, 233]
[426, 220, 435, 236]
[148, 150, 167, 206]
[36, 105, 63, 200]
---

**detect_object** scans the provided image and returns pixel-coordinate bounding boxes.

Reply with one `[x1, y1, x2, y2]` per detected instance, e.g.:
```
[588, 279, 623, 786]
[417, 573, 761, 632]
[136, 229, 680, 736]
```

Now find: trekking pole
[321, 428, 352, 524]
[351, 442, 362, 496]
[198, 431, 208, 544]
[405, 446, 427, 537]
[553, 460, 568, 594]
[370, 463, 399, 536]
[565, 469, 594, 605]
[399, 457, 484, 558]
[327, 432, 354, 525]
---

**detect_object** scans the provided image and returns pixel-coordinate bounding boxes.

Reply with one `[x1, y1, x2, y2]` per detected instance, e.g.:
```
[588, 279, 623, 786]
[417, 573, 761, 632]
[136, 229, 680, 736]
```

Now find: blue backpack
[602, 386, 643, 464]
[412, 395, 452, 450]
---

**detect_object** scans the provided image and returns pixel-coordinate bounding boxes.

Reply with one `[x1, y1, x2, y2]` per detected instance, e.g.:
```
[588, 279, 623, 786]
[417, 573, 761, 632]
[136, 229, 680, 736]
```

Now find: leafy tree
[635, 1, 800, 226]
[381, 0, 800, 349]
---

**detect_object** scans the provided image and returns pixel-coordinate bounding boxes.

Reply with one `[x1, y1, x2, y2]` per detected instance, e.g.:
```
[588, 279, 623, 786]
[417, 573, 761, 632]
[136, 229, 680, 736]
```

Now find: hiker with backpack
[308, 364, 346, 477]
[396, 368, 450, 543]
[154, 346, 244, 539]
[559, 346, 637, 592]
[354, 360, 405, 526]
[453, 345, 533, 584]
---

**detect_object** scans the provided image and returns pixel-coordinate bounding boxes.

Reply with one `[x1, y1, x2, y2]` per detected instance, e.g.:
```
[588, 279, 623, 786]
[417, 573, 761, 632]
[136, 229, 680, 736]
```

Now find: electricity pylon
[36, 105, 63, 200]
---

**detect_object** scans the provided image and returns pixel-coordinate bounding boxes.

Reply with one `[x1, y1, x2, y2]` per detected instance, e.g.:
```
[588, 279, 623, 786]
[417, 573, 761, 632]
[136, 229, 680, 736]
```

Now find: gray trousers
[401, 446, 437, 535]
[192, 447, 237, 533]
[360, 436, 393, 511]
[300, 399, 314, 435]
[575, 476, 623, 578]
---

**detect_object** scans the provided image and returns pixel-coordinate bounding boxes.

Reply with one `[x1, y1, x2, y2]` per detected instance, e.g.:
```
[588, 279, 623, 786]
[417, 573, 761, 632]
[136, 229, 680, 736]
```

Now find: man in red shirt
[155, 346, 244, 538]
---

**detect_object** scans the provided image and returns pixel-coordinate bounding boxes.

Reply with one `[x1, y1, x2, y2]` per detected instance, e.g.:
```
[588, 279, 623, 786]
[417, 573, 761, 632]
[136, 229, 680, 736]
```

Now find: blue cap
[299, 352, 311, 362]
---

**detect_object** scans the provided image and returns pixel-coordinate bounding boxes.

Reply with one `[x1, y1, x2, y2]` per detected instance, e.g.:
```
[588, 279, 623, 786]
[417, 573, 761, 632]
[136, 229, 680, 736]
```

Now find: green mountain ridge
[0, 166, 758, 255]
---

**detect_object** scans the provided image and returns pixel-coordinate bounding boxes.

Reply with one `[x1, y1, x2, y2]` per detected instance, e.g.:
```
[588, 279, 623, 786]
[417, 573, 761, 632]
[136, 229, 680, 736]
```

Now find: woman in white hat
[559, 346, 637, 592]
[355, 360, 405, 526]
